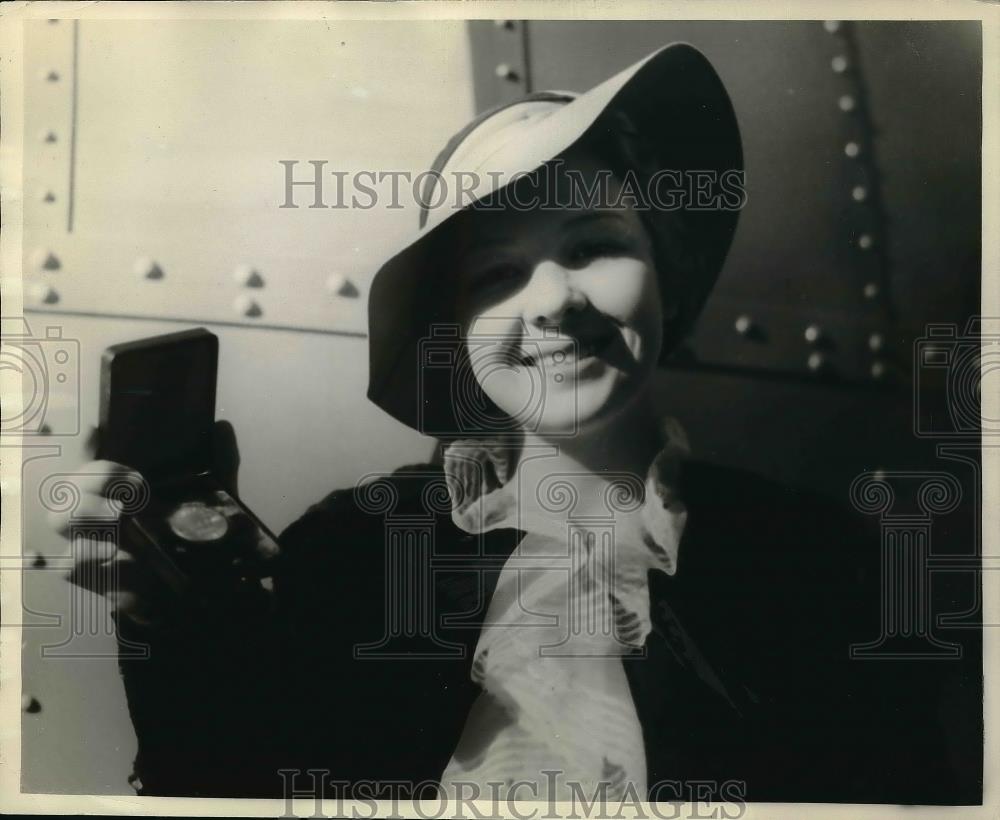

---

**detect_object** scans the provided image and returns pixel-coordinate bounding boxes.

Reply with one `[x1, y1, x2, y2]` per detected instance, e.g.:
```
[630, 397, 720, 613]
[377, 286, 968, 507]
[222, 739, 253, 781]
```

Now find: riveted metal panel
[854, 22, 982, 345]
[23, 21, 75, 254]
[22, 20, 477, 335]
[468, 20, 532, 105]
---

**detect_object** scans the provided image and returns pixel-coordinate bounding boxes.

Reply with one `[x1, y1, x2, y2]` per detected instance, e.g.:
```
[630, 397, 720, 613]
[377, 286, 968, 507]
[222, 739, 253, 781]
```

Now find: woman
[50, 43, 950, 803]
[361, 42, 745, 799]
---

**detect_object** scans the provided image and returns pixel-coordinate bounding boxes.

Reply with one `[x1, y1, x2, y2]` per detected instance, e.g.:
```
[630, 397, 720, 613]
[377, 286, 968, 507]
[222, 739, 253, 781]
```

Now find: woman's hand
[47, 421, 243, 626]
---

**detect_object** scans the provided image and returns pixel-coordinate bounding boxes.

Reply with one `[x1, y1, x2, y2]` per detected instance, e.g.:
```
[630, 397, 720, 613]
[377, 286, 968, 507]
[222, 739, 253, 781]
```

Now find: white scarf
[438, 419, 691, 802]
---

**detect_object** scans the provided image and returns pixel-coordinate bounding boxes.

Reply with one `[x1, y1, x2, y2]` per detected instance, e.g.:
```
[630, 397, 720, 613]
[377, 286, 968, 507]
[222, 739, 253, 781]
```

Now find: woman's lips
[517, 332, 616, 368]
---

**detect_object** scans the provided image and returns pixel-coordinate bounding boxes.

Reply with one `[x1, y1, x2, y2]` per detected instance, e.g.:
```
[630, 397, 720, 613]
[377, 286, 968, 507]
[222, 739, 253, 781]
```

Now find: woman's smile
[516, 328, 617, 370]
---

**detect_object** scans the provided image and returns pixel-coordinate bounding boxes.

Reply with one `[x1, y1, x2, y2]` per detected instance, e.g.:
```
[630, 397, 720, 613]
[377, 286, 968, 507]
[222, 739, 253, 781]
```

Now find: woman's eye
[467, 263, 523, 296]
[565, 240, 627, 265]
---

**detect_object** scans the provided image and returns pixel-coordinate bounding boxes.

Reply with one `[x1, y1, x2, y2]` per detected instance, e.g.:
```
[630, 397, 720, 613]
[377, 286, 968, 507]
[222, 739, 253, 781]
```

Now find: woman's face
[453, 155, 665, 435]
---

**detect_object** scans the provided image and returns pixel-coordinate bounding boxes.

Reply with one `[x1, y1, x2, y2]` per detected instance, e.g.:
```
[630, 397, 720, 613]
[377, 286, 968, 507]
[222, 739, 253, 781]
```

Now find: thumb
[212, 419, 241, 496]
[82, 425, 99, 460]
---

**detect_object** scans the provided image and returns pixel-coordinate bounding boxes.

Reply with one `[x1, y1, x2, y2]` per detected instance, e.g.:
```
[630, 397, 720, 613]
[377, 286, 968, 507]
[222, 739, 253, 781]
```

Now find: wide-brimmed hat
[367, 42, 743, 437]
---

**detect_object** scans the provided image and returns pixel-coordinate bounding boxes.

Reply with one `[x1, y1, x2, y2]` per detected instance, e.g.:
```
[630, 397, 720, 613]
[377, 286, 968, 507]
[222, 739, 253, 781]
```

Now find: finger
[64, 547, 126, 596]
[213, 420, 240, 496]
[76, 462, 144, 497]
[108, 589, 145, 620]
[113, 592, 162, 626]
[65, 550, 158, 603]
[106, 553, 163, 618]
[65, 534, 119, 568]
[47, 492, 123, 538]
[250, 527, 282, 566]
[82, 425, 99, 461]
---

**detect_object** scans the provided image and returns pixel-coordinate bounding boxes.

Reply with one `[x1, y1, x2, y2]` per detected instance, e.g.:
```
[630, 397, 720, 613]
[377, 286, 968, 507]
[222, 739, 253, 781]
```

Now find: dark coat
[116, 459, 979, 803]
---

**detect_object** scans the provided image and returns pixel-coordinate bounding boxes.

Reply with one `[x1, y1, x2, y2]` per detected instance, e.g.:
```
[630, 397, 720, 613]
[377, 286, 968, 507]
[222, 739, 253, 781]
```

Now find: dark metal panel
[855, 21, 982, 346]
[649, 367, 938, 498]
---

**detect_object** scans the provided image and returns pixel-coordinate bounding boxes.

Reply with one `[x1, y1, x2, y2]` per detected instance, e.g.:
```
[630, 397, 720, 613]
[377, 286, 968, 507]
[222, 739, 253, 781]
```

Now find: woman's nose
[522, 260, 586, 328]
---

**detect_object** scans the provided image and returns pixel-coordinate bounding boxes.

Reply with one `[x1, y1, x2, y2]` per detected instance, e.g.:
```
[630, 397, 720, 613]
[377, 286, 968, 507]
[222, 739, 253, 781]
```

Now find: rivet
[863, 282, 880, 299]
[495, 63, 518, 81]
[844, 141, 861, 158]
[233, 264, 264, 288]
[852, 185, 868, 202]
[234, 294, 262, 318]
[326, 273, 360, 298]
[823, 20, 842, 33]
[32, 552, 47, 569]
[807, 351, 826, 372]
[804, 324, 822, 344]
[41, 130, 58, 144]
[43, 69, 60, 82]
[30, 248, 60, 270]
[42, 190, 56, 203]
[133, 257, 163, 280]
[857, 233, 874, 250]
[734, 314, 754, 336]
[831, 55, 849, 73]
[838, 95, 856, 113]
[29, 283, 59, 305]
[868, 332, 884, 352]
[22, 694, 42, 714]
[870, 360, 886, 380]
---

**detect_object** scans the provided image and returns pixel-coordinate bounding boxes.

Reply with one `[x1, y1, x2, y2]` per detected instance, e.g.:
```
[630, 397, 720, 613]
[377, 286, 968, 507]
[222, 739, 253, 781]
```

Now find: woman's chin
[484, 360, 653, 437]
[532, 377, 643, 436]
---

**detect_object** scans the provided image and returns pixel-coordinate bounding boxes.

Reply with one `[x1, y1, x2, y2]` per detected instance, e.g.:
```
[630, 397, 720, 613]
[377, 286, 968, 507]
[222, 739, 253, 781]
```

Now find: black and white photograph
[0, 2, 995, 817]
